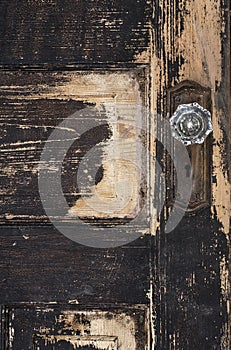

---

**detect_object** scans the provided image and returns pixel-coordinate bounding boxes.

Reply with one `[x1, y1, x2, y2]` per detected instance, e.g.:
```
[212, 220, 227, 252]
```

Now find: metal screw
[170, 102, 213, 146]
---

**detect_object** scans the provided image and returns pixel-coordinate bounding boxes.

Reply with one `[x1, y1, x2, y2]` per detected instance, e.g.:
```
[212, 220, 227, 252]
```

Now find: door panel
[0, 227, 150, 304]
[1, 306, 149, 350]
[0, 68, 148, 225]
[0, 0, 151, 65]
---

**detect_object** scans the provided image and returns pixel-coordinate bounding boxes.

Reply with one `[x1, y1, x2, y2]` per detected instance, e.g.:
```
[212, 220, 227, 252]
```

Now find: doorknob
[170, 102, 213, 146]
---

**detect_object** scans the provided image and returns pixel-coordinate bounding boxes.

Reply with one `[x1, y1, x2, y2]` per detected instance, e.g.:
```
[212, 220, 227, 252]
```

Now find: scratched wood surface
[1, 306, 149, 349]
[0, 0, 230, 349]
[0, 0, 151, 65]
[0, 69, 148, 223]
[151, 0, 230, 349]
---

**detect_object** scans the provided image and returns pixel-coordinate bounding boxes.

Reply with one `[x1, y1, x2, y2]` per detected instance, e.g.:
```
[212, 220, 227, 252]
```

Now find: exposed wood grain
[0, 2, 153, 347]
[1, 306, 149, 350]
[0, 0, 152, 65]
[0, 69, 148, 224]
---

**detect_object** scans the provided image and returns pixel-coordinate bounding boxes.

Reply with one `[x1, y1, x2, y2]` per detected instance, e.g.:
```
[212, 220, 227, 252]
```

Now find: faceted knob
[170, 102, 213, 146]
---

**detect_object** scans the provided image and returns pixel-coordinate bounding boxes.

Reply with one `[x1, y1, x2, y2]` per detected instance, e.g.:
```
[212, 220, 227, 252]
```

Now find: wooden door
[0, 1, 230, 349]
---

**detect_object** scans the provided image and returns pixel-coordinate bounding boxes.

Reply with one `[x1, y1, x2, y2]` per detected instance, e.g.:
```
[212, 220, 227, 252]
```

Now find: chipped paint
[1, 71, 141, 104]
[34, 335, 118, 349]
[32, 309, 149, 350]
[151, 0, 230, 349]
[134, 46, 151, 63]
[9, 310, 14, 349]
[151, 0, 230, 233]
[68, 300, 79, 305]
[0, 69, 149, 223]
[0, 1, 229, 349]
[176, 0, 230, 233]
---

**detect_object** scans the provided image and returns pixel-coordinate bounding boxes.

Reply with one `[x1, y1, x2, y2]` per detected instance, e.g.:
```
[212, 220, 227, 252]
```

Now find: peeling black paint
[0, 0, 229, 349]
[154, 208, 229, 350]
[0, 0, 152, 65]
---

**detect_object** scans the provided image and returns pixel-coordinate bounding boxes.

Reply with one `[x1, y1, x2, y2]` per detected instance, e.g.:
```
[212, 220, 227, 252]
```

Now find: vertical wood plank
[151, 0, 230, 348]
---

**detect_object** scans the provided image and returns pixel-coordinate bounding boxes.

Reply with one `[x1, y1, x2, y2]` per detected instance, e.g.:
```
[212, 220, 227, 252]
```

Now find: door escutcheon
[167, 81, 212, 212]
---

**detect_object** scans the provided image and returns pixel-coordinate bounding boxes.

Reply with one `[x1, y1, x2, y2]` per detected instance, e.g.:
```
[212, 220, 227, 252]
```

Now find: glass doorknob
[170, 102, 213, 145]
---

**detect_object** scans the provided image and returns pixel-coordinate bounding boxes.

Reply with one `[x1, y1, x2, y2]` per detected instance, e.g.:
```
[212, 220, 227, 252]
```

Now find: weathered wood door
[0, 1, 230, 349]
